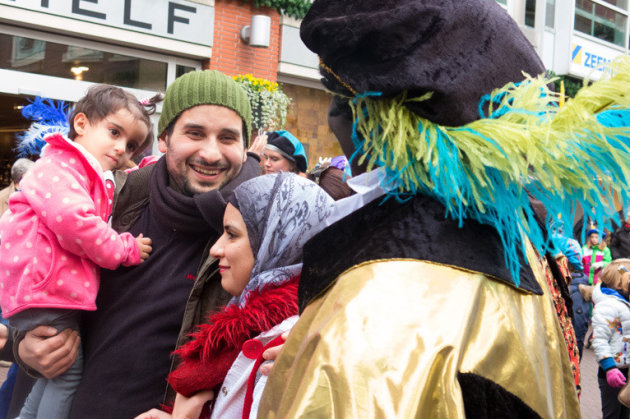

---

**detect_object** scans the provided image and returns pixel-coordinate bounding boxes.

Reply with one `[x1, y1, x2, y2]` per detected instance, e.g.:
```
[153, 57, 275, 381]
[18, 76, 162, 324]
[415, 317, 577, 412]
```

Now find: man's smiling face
[159, 104, 247, 196]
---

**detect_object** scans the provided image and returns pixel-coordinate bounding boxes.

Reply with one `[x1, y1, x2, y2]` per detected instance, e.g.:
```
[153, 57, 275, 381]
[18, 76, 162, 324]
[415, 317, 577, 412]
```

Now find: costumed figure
[584, 227, 612, 285]
[258, 0, 630, 417]
[159, 173, 334, 419]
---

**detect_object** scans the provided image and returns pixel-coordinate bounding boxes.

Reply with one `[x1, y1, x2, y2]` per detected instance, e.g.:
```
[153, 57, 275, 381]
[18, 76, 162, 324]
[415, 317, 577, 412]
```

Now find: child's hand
[136, 234, 152, 262]
[606, 368, 627, 388]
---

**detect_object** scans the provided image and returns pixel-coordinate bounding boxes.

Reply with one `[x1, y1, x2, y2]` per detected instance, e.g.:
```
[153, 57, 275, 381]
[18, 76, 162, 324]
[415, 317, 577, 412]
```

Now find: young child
[583, 227, 612, 285]
[592, 259, 630, 419]
[0, 85, 157, 419]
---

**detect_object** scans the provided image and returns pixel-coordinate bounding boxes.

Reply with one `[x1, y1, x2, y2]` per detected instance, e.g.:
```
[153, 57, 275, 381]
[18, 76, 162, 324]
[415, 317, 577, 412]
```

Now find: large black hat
[300, 0, 545, 126]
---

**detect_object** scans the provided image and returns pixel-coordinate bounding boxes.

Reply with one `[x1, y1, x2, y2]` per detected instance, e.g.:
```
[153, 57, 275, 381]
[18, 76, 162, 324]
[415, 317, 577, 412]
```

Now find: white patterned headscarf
[227, 172, 334, 307]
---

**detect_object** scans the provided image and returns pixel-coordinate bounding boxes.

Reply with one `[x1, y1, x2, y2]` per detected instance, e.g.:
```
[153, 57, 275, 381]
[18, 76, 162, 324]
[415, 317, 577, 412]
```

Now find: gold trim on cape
[258, 244, 580, 418]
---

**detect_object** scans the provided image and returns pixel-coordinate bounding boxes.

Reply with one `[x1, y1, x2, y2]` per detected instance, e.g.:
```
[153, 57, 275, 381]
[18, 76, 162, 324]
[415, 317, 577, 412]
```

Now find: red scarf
[167, 276, 299, 407]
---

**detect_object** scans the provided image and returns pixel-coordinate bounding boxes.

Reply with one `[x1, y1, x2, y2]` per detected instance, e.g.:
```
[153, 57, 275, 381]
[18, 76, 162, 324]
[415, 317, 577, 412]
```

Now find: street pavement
[581, 341, 603, 419]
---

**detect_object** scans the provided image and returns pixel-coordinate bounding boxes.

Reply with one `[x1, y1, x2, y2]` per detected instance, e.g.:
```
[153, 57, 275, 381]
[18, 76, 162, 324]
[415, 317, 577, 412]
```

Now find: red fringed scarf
[167, 276, 299, 403]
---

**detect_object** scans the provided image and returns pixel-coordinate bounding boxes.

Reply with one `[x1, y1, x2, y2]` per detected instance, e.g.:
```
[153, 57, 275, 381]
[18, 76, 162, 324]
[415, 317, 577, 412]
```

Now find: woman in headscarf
[136, 172, 334, 419]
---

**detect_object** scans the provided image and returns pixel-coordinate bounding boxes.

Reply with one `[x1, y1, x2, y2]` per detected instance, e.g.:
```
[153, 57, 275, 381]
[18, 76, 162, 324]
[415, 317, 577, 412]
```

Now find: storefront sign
[569, 35, 625, 80]
[0, 0, 213, 46]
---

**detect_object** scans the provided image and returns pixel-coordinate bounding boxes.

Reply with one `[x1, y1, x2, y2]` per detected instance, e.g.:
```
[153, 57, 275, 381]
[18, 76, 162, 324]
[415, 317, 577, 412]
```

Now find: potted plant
[233, 74, 292, 136]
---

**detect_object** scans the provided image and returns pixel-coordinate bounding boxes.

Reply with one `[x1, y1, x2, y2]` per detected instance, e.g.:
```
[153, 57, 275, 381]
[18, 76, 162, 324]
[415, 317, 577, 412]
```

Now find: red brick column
[211, 0, 280, 81]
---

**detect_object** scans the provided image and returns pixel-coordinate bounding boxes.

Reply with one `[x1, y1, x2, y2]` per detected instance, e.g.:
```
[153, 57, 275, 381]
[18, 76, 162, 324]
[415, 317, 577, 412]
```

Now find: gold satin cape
[258, 245, 580, 418]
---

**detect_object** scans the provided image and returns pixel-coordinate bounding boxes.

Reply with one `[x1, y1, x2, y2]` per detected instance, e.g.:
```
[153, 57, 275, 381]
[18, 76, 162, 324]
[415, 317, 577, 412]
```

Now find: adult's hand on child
[260, 329, 290, 376]
[18, 326, 79, 379]
[136, 234, 153, 262]
[607, 367, 627, 388]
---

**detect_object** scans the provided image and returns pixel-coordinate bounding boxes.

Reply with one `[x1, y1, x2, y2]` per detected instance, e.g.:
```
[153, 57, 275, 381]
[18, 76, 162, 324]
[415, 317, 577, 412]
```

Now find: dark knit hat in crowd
[300, 0, 545, 126]
[265, 130, 308, 172]
[158, 70, 252, 140]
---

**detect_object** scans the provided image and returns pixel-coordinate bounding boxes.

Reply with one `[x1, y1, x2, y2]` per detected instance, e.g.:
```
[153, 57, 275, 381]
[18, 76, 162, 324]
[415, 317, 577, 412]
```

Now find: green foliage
[548, 71, 584, 98]
[240, 0, 311, 19]
[233, 74, 292, 133]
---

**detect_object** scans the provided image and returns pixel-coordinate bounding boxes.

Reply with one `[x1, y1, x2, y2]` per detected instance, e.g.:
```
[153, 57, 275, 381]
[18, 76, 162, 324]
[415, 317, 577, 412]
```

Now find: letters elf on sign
[1, 0, 213, 46]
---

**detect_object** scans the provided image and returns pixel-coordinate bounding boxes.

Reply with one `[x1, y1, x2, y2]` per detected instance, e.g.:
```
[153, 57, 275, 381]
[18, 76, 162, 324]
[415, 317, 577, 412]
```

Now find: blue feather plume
[15, 97, 70, 157]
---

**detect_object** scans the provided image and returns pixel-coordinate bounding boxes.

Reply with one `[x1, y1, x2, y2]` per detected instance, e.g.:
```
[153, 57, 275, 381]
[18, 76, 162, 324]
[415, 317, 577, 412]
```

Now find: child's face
[73, 109, 149, 171]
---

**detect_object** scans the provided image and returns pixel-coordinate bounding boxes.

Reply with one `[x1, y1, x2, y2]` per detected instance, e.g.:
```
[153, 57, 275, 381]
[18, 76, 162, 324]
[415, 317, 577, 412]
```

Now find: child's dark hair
[68, 85, 163, 158]
[307, 166, 354, 201]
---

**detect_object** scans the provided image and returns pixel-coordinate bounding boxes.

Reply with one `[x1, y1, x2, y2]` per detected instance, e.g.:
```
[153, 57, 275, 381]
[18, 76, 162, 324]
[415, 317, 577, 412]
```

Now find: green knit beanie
[158, 70, 252, 142]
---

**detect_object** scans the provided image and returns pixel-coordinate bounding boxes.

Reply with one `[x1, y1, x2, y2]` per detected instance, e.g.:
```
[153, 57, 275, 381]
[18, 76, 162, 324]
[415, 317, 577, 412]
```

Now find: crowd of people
[0, 0, 629, 418]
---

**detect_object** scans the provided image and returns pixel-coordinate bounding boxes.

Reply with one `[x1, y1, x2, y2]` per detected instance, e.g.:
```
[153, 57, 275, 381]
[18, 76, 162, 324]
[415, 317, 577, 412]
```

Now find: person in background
[584, 227, 613, 285]
[136, 172, 334, 419]
[592, 259, 630, 419]
[262, 131, 308, 175]
[306, 156, 354, 201]
[0, 157, 34, 419]
[554, 231, 591, 359]
[0, 158, 34, 217]
[611, 211, 630, 260]
[0, 84, 155, 419]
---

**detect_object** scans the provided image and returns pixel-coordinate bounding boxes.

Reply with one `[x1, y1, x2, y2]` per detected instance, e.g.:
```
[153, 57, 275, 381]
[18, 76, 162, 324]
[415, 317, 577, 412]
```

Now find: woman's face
[263, 149, 294, 174]
[589, 233, 600, 246]
[210, 203, 255, 297]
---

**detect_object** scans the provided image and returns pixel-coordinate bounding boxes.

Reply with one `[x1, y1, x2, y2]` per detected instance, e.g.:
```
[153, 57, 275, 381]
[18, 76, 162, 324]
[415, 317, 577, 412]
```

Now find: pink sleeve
[118, 232, 141, 266]
[21, 155, 142, 269]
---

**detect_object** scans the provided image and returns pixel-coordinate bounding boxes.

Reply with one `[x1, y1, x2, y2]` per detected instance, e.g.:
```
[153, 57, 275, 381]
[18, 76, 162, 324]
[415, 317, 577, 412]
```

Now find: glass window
[0, 33, 167, 90]
[176, 64, 196, 78]
[600, 0, 628, 8]
[526, 0, 537, 27]
[546, 0, 556, 28]
[574, 0, 628, 47]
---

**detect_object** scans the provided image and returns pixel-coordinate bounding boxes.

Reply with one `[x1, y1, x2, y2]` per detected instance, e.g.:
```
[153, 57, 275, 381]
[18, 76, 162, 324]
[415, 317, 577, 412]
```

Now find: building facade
[0, 0, 628, 187]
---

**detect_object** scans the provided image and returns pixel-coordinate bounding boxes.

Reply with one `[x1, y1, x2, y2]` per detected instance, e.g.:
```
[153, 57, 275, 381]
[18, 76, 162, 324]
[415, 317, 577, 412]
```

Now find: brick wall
[281, 84, 343, 170]
[211, 0, 280, 81]
[211, 0, 343, 170]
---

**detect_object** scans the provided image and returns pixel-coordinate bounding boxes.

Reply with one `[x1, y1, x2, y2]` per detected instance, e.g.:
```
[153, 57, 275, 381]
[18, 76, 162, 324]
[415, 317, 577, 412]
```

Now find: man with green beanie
[14, 70, 261, 418]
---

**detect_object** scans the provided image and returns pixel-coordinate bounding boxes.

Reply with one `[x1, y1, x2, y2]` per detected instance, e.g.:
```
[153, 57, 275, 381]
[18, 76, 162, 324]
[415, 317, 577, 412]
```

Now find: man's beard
[168, 172, 230, 196]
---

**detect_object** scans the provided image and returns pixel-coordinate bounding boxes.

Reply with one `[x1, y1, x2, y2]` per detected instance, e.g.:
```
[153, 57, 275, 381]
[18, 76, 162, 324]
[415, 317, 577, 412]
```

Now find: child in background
[0, 85, 158, 419]
[583, 227, 612, 285]
[592, 259, 630, 419]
